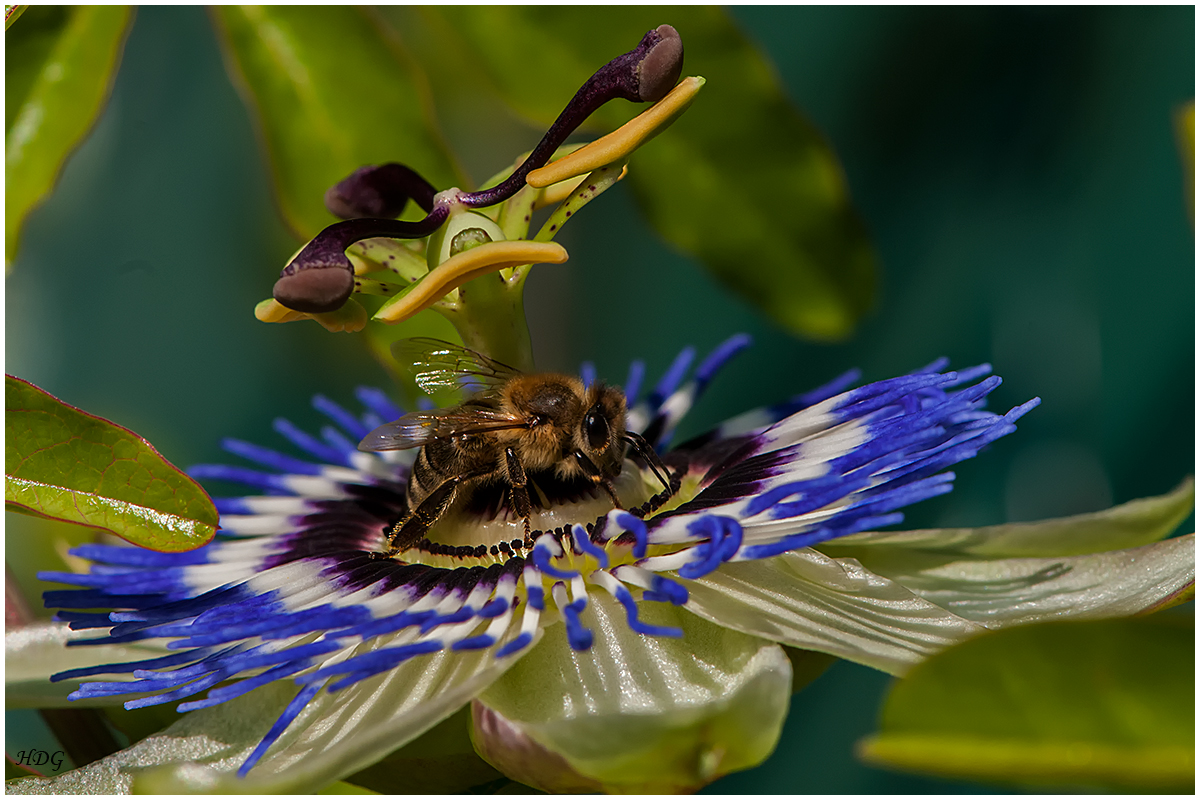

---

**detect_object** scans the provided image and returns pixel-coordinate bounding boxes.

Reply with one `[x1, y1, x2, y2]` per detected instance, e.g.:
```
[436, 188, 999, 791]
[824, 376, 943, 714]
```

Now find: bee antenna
[622, 432, 672, 491]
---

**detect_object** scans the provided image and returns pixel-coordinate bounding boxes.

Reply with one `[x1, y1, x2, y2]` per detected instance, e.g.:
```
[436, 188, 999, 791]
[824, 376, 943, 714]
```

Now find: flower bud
[473, 592, 793, 793]
[469, 701, 603, 793]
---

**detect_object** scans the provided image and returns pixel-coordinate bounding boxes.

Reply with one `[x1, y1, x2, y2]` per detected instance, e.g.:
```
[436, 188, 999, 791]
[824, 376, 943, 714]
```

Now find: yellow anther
[255, 298, 307, 324]
[374, 240, 568, 323]
[254, 297, 367, 332]
[527, 76, 705, 189]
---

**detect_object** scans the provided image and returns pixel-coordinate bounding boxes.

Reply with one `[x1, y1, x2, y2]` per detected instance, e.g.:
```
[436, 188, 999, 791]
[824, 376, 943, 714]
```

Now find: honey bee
[358, 339, 671, 556]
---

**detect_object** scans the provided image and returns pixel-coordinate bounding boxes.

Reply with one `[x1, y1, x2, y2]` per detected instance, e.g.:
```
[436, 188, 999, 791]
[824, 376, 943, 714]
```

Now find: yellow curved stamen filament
[373, 240, 568, 324]
[526, 76, 705, 189]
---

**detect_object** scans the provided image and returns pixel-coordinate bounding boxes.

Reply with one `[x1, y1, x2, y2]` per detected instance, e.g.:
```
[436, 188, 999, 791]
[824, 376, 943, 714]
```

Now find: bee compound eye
[584, 407, 610, 450]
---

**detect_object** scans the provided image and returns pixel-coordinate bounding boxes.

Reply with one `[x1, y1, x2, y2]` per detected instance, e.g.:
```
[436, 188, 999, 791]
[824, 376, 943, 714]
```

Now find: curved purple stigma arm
[324, 163, 439, 220]
[460, 24, 683, 209]
[273, 210, 449, 313]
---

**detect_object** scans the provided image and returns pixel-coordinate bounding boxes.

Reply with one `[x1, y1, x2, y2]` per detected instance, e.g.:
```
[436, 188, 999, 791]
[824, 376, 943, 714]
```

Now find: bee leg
[572, 451, 623, 510]
[622, 431, 673, 492]
[504, 447, 533, 538]
[386, 475, 464, 556]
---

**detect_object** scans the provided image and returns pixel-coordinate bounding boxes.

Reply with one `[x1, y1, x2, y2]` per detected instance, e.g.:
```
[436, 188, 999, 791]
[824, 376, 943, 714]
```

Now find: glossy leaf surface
[5, 375, 217, 551]
[428, 7, 876, 340]
[859, 617, 1195, 792]
[5, 5, 132, 266]
[210, 6, 462, 241]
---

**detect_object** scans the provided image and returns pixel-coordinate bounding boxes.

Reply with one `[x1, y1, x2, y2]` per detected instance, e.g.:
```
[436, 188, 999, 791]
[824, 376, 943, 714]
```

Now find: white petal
[846, 534, 1195, 627]
[6, 682, 297, 794]
[478, 592, 792, 792]
[7, 633, 536, 793]
[215, 641, 532, 792]
[5, 623, 169, 708]
[826, 478, 1194, 557]
[682, 549, 983, 676]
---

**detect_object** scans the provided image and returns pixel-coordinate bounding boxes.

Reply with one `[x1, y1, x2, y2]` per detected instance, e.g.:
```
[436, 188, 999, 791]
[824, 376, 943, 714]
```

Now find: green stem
[421, 200, 536, 370]
[440, 271, 533, 371]
[497, 184, 537, 243]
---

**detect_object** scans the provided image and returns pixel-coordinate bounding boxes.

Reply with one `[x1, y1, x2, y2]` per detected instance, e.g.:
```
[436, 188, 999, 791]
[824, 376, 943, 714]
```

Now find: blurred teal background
[6, 6, 1193, 793]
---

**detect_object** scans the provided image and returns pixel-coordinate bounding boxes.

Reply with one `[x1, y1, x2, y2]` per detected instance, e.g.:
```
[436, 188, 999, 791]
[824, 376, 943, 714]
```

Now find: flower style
[27, 341, 1194, 793]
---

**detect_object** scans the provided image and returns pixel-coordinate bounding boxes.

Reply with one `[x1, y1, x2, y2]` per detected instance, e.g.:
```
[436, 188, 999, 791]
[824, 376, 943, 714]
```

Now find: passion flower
[27, 338, 1196, 792]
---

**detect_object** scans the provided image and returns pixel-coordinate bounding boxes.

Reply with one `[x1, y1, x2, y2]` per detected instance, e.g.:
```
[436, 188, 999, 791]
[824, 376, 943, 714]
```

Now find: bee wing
[358, 406, 527, 452]
[392, 337, 523, 397]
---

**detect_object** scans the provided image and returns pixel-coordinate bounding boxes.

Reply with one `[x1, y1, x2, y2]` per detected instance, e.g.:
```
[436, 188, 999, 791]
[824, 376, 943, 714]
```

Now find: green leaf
[6, 5, 29, 30]
[426, 7, 876, 340]
[782, 645, 837, 694]
[5, 5, 132, 268]
[318, 781, 379, 795]
[344, 705, 503, 794]
[210, 6, 463, 242]
[1175, 102, 1193, 219]
[7, 758, 41, 782]
[858, 617, 1195, 792]
[5, 375, 217, 551]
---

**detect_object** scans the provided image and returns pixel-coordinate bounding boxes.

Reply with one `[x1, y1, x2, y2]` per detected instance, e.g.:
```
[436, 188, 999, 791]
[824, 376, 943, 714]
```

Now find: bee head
[579, 384, 628, 478]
